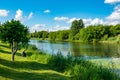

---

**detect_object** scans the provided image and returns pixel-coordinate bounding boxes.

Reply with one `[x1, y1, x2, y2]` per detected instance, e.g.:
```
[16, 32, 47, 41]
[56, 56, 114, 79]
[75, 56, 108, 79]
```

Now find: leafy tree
[0, 19, 29, 61]
[42, 31, 49, 39]
[70, 19, 84, 40]
[49, 32, 56, 40]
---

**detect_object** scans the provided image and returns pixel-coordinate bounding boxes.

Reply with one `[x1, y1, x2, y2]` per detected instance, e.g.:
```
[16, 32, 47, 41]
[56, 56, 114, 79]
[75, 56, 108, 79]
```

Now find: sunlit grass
[0, 42, 70, 80]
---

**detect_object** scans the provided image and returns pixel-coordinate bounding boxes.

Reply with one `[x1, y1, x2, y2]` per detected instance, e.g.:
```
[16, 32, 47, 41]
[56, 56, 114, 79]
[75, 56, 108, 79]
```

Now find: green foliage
[49, 32, 56, 40]
[101, 34, 108, 41]
[65, 58, 119, 80]
[30, 31, 49, 39]
[47, 53, 68, 72]
[79, 25, 120, 42]
[30, 23, 120, 43]
[0, 20, 29, 43]
[70, 19, 84, 37]
[0, 19, 29, 61]
[47, 53, 119, 80]
[48, 30, 70, 41]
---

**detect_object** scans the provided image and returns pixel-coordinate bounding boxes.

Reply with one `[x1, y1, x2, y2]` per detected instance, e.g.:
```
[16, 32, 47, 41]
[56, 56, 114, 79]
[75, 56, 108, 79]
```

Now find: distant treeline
[30, 20, 120, 42]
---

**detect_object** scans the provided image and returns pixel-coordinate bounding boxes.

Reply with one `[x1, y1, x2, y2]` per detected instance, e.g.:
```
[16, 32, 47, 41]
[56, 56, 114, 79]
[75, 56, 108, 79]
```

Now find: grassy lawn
[0, 43, 70, 80]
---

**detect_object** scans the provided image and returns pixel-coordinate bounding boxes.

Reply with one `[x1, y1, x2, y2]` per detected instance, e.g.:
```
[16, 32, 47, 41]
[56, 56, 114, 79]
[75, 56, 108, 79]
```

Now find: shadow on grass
[0, 49, 11, 54]
[0, 66, 69, 80]
[0, 43, 10, 49]
[0, 58, 50, 70]
[0, 47, 23, 56]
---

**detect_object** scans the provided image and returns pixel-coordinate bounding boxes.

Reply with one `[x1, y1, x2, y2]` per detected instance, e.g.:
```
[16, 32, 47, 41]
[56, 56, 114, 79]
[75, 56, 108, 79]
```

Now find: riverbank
[0, 43, 69, 80]
[31, 34, 120, 44]
[0, 42, 120, 80]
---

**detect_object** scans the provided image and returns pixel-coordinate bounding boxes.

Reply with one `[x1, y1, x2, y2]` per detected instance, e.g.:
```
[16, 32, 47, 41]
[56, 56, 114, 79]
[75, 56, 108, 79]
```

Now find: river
[29, 39, 120, 59]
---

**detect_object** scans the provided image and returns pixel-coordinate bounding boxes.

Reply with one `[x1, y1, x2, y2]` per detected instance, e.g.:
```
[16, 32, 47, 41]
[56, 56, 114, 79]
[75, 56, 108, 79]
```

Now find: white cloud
[67, 17, 80, 23]
[0, 10, 9, 17]
[15, 9, 23, 21]
[54, 16, 103, 26]
[28, 12, 33, 20]
[30, 24, 46, 32]
[54, 17, 80, 23]
[54, 17, 69, 21]
[15, 9, 33, 22]
[83, 18, 103, 27]
[104, 0, 120, 4]
[106, 5, 120, 20]
[55, 25, 69, 31]
[105, 4, 120, 25]
[48, 25, 69, 32]
[44, 10, 50, 13]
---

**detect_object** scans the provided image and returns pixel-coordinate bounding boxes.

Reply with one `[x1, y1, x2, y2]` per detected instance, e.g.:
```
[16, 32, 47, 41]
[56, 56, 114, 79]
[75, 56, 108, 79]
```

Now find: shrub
[101, 34, 108, 41]
[27, 45, 38, 50]
[47, 53, 68, 72]
[65, 58, 119, 80]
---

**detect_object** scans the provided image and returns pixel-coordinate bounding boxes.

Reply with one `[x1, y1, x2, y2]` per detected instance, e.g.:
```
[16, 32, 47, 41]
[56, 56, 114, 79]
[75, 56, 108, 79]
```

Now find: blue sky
[0, 0, 120, 32]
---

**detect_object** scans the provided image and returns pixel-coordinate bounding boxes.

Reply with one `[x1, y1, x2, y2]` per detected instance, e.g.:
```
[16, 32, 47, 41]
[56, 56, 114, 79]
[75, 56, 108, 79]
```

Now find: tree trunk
[11, 41, 18, 61]
[11, 52, 15, 61]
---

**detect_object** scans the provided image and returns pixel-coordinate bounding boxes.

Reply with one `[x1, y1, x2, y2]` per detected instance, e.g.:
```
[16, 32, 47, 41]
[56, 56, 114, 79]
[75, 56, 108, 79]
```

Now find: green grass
[0, 42, 69, 80]
[0, 42, 120, 80]
[100, 35, 120, 44]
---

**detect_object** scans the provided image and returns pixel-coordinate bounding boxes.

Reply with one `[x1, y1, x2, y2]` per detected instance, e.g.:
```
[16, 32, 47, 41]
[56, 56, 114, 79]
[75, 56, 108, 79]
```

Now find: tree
[70, 19, 84, 40]
[0, 19, 29, 61]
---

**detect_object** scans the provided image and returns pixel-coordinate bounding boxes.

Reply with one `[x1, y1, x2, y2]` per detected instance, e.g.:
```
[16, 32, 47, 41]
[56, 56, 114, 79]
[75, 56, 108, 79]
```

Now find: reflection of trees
[70, 42, 120, 58]
[70, 42, 81, 56]
[99, 43, 120, 58]
[116, 44, 120, 57]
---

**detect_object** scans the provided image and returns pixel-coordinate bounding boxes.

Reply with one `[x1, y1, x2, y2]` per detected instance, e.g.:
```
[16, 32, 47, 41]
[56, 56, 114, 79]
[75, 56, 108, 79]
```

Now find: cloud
[106, 5, 120, 20]
[15, 9, 23, 21]
[28, 12, 33, 20]
[104, 0, 120, 4]
[54, 25, 69, 31]
[0, 10, 9, 17]
[83, 18, 104, 27]
[105, 4, 120, 25]
[48, 25, 69, 32]
[54, 17, 80, 23]
[15, 9, 33, 22]
[30, 24, 46, 32]
[67, 17, 80, 23]
[54, 16, 103, 26]
[54, 17, 69, 21]
[44, 10, 50, 13]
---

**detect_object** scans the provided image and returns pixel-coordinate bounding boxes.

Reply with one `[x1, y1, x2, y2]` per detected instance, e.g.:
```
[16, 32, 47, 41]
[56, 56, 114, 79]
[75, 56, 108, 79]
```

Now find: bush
[27, 45, 38, 50]
[47, 53, 68, 72]
[101, 34, 108, 41]
[65, 58, 119, 80]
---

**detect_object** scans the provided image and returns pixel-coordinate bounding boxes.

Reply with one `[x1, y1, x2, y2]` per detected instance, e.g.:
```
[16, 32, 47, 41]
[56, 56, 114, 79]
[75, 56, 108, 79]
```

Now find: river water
[29, 39, 120, 59]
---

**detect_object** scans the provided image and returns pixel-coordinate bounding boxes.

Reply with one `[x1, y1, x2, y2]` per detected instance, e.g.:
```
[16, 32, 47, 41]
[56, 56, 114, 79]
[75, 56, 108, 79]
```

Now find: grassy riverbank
[0, 42, 120, 80]
[31, 34, 120, 44]
[0, 43, 69, 80]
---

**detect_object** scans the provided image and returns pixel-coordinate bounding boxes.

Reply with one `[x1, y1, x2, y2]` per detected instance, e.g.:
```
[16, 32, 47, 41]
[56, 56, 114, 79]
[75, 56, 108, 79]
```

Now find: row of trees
[30, 19, 84, 41]
[31, 19, 120, 42]
[78, 24, 120, 42]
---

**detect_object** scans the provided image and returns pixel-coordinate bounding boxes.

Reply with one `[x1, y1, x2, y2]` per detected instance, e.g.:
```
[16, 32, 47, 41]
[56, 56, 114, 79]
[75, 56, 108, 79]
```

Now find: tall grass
[47, 53, 120, 80]
[26, 45, 51, 64]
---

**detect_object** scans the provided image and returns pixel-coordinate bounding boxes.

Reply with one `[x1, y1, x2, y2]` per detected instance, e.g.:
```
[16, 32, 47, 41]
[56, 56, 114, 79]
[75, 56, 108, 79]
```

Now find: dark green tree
[70, 19, 84, 40]
[0, 19, 29, 61]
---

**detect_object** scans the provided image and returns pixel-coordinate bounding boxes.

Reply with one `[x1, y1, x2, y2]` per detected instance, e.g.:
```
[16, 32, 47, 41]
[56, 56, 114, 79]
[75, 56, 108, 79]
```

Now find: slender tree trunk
[11, 41, 18, 61]
[11, 52, 15, 61]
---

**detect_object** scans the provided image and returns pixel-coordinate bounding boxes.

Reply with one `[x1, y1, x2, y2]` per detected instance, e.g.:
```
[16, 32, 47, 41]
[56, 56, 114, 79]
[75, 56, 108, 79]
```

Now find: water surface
[29, 40, 120, 59]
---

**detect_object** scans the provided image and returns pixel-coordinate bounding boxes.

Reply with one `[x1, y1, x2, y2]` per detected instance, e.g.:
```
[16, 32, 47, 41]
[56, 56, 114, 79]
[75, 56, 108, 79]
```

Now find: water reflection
[29, 40, 120, 58]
